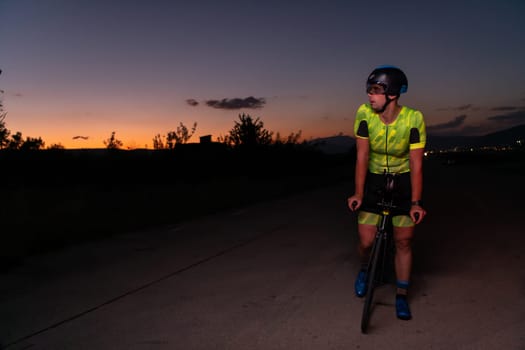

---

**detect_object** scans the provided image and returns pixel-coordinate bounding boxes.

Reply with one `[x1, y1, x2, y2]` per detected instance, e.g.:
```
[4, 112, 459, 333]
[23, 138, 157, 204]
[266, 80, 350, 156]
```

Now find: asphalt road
[1, 158, 524, 349]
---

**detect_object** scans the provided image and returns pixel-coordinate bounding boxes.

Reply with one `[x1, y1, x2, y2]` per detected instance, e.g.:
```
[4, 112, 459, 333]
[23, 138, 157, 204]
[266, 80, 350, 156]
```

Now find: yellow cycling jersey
[354, 103, 426, 174]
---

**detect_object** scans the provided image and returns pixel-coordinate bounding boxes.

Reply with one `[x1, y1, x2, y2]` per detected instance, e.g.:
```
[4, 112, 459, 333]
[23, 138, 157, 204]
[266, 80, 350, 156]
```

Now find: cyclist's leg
[354, 215, 378, 297]
[392, 223, 414, 285]
[356, 172, 382, 297]
[357, 222, 376, 260]
[391, 172, 415, 284]
[357, 211, 382, 268]
[393, 221, 415, 320]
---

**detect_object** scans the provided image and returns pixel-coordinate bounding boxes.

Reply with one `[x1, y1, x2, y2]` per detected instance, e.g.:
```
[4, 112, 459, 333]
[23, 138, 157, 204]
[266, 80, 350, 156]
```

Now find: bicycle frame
[360, 173, 397, 333]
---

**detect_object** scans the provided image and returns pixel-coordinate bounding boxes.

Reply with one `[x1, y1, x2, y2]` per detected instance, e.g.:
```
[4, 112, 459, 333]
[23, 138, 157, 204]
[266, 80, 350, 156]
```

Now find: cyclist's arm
[409, 148, 423, 202]
[349, 105, 370, 210]
[354, 137, 369, 198]
[409, 148, 425, 223]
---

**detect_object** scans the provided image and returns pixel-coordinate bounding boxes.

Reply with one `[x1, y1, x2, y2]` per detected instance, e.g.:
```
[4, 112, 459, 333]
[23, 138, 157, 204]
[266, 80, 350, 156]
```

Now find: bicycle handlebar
[351, 199, 421, 222]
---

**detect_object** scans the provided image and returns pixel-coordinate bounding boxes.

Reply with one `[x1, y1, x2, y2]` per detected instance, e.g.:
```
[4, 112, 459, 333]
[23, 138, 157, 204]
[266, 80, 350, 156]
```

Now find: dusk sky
[1, 0, 524, 149]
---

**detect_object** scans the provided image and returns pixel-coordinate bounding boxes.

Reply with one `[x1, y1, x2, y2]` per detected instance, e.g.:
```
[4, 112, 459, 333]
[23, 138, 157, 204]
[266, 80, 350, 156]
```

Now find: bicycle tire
[360, 232, 383, 333]
[380, 230, 396, 285]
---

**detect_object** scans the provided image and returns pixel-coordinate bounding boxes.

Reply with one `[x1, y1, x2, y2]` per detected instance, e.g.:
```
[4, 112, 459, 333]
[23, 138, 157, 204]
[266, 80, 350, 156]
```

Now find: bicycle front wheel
[360, 234, 383, 334]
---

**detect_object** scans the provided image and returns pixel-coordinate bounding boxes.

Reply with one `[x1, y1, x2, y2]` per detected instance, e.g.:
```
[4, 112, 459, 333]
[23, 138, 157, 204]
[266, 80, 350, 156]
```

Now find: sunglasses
[366, 84, 386, 95]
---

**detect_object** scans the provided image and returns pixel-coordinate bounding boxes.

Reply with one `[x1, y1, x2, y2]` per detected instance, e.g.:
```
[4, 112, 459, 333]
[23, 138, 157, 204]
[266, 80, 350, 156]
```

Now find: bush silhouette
[220, 113, 273, 148]
[104, 131, 123, 149]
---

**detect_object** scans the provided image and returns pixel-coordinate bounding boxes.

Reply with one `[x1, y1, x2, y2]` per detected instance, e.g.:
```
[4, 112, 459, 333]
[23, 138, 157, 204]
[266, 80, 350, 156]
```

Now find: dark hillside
[427, 124, 525, 150]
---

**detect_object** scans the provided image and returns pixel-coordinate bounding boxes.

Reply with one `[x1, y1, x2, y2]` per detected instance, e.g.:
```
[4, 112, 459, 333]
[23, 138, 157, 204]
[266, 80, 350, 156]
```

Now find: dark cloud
[186, 99, 199, 107]
[72, 136, 89, 140]
[427, 115, 467, 132]
[487, 110, 525, 123]
[436, 104, 472, 112]
[205, 96, 266, 110]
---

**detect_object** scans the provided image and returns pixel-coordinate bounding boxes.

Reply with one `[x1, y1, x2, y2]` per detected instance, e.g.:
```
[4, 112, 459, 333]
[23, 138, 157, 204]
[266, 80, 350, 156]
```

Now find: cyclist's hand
[410, 205, 426, 224]
[347, 195, 362, 211]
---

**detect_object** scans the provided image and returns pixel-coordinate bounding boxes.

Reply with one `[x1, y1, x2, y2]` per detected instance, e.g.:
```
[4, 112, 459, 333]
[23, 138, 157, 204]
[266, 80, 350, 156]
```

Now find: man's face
[367, 84, 387, 112]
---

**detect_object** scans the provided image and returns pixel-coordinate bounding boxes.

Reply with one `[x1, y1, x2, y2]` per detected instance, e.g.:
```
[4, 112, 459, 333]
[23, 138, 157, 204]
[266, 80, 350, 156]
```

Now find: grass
[0, 147, 354, 268]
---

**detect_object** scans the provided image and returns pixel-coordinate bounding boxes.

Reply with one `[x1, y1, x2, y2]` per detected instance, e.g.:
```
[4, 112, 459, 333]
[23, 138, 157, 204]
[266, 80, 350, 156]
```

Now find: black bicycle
[353, 173, 418, 334]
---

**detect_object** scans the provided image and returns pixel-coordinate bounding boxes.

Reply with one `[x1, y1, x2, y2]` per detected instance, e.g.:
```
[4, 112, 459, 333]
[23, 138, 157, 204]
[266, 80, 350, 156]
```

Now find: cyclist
[347, 65, 427, 320]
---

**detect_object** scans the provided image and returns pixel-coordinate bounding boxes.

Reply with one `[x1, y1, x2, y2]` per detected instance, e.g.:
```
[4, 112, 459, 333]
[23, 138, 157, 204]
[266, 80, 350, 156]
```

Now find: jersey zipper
[385, 125, 389, 172]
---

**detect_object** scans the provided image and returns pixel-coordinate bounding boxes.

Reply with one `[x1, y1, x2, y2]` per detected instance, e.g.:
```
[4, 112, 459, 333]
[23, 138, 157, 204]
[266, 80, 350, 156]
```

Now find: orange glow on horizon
[41, 127, 347, 150]
[4, 108, 352, 149]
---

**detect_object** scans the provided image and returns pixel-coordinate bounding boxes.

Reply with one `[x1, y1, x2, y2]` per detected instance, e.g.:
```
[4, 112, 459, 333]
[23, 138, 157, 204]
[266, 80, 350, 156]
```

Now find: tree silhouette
[104, 131, 123, 150]
[5, 132, 45, 150]
[152, 134, 166, 150]
[166, 122, 197, 148]
[7, 131, 23, 150]
[274, 130, 303, 145]
[153, 122, 197, 150]
[0, 70, 9, 149]
[48, 143, 65, 150]
[20, 136, 45, 150]
[0, 113, 10, 149]
[0, 73, 46, 151]
[220, 113, 273, 148]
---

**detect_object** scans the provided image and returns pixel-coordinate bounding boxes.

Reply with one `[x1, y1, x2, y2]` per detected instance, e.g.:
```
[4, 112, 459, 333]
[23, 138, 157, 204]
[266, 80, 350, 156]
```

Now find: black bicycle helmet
[366, 65, 408, 96]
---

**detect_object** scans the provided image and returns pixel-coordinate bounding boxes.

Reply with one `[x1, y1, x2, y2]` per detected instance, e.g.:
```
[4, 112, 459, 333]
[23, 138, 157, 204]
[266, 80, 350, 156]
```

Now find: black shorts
[360, 172, 412, 216]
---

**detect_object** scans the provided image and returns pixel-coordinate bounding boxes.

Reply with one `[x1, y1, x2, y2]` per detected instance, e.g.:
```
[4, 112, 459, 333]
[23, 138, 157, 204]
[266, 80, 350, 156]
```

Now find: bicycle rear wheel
[360, 233, 383, 333]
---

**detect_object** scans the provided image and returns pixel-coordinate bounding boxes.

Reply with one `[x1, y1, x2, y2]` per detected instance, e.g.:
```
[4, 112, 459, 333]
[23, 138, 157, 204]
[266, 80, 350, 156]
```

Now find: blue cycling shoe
[354, 270, 367, 298]
[396, 295, 412, 320]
